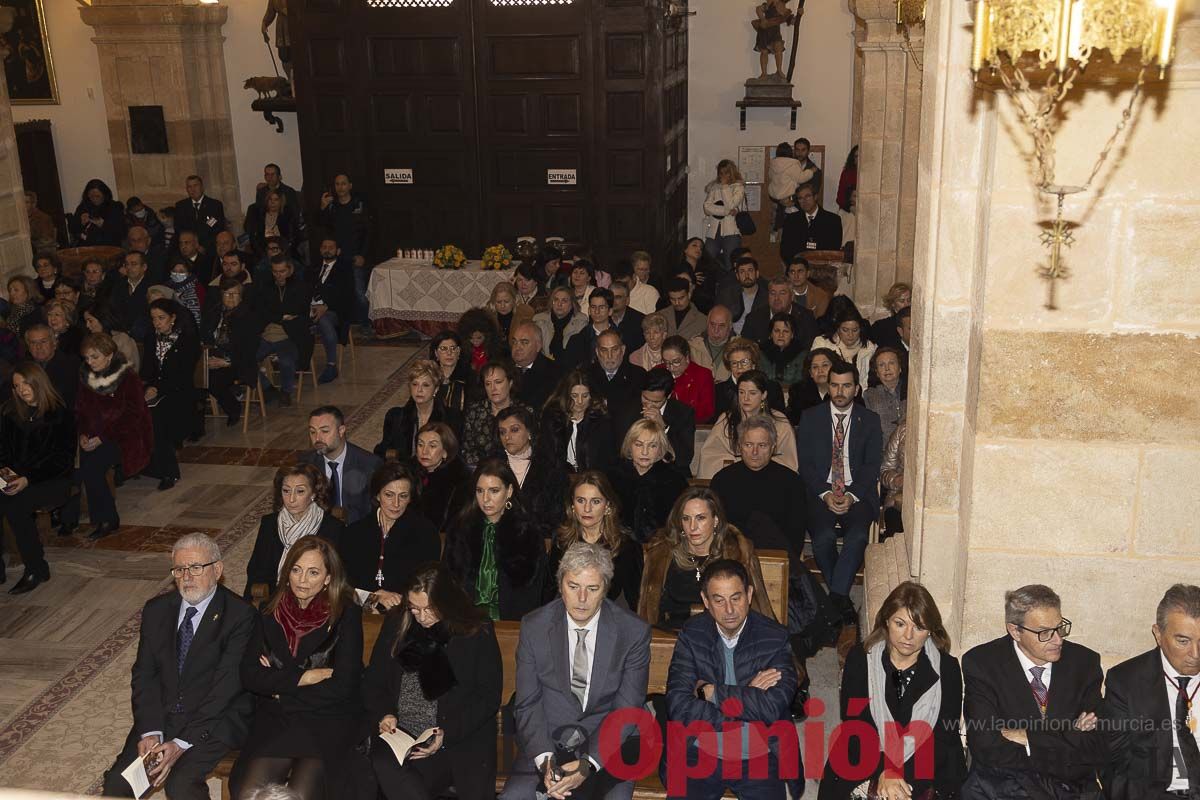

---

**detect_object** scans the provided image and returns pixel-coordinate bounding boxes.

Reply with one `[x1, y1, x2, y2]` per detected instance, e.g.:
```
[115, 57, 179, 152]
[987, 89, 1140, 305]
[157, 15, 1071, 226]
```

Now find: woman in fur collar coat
[68, 332, 153, 539]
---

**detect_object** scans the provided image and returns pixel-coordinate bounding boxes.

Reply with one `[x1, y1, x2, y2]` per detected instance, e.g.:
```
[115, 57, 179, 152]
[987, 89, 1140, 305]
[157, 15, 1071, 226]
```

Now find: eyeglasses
[436, 345, 460, 353]
[1016, 618, 1072, 642]
[170, 560, 218, 578]
[729, 358, 754, 369]
[663, 357, 686, 368]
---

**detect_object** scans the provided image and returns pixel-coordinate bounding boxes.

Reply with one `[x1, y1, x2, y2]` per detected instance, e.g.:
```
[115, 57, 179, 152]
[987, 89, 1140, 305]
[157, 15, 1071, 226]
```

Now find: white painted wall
[10, 0, 302, 218]
[11, 0, 114, 213]
[686, 0, 856, 237]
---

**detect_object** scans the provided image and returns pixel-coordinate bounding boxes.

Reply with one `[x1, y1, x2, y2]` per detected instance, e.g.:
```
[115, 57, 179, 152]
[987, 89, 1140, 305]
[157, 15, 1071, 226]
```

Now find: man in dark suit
[716, 256, 769, 336]
[780, 184, 843, 266]
[126, 224, 168, 284]
[609, 281, 645, 354]
[24, 323, 79, 411]
[796, 360, 880, 624]
[255, 255, 313, 406]
[101, 533, 255, 800]
[510, 321, 561, 412]
[586, 329, 647, 425]
[1102, 584, 1200, 800]
[617, 367, 696, 476]
[112, 250, 153, 341]
[174, 230, 215, 285]
[961, 584, 1104, 800]
[173, 175, 227, 258]
[310, 233, 356, 384]
[501, 542, 651, 800]
[303, 405, 382, 525]
[564, 287, 616, 370]
[664, 559, 798, 800]
[741, 275, 819, 350]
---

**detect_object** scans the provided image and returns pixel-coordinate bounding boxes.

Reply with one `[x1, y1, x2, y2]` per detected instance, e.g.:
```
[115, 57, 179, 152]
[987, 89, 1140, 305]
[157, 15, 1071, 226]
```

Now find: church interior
[0, 0, 1197, 798]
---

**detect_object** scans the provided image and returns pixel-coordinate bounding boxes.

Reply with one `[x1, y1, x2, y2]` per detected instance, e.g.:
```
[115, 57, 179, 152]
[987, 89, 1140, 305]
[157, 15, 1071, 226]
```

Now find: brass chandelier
[969, 0, 1180, 308]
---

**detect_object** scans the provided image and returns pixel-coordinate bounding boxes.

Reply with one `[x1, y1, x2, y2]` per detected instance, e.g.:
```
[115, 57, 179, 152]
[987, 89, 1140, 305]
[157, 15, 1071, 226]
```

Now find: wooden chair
[295, 355, 320, 404]
[241, 385, 268, 433]
[338, 325, 357, 378]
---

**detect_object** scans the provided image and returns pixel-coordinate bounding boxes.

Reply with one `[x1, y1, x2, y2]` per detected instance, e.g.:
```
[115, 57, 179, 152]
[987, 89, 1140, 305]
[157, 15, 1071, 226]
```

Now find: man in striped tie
[102, 534, 256, 800]
[504, 543, 651, 800]
[960, 585, 1105, 799]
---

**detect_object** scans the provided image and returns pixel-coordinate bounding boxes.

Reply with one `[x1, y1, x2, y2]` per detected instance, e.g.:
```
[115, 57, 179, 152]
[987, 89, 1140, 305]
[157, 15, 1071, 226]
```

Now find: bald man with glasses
[102, 533, 255, 800]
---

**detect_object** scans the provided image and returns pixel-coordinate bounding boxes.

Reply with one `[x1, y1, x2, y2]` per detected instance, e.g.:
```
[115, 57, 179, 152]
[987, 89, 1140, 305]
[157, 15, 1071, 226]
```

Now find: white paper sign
[745, 185, 762, 212]
[384, 168, 414, 185]
[738, 146, 765, 184]
[547, 169, 577, 185]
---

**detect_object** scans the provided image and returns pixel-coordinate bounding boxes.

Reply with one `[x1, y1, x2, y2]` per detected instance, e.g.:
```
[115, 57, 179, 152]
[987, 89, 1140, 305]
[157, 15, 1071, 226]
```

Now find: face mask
[170, 272, 188, 283]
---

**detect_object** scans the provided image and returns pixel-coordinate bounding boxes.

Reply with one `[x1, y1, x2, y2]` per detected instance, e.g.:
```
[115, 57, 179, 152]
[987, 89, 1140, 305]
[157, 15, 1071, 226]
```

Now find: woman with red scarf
[232, 537, 365, 800]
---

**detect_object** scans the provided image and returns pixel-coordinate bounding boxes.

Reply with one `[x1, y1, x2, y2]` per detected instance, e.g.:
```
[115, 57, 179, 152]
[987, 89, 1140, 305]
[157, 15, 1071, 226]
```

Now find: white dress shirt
[535, 611, 602, 771]
[1161, 650, 1200, 790]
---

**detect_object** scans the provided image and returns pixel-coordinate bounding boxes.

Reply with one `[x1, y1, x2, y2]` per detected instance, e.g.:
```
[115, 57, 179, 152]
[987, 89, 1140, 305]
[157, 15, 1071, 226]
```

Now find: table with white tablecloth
[367, 257, 515, 338]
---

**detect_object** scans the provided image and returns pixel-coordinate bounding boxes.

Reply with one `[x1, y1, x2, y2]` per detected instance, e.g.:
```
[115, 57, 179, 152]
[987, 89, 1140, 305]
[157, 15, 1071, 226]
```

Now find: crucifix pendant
[695, 567, 701, 580]
[375, 570, 384, 587]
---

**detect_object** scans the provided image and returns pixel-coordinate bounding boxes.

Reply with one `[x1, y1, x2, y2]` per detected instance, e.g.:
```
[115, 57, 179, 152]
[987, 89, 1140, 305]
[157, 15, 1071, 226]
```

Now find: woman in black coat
[0, 363, 75, 593]
[374, 359, 463, 460]
[493, 405, 566, 541]
[71, 178, 125, 247]
[140, 299, 200, 490]
[363, 563, 502, 800]
[819, 581, 966, 800]
[339, 461, 442, 613]
[414, 422, 471, 532]
[608, 418, 688, 545]
[244, 463, 345, 601]
[539, 368, 617, 473]
[429, 331, 470, 414]
[202, 278, 264, 426]
[232, 537, 365, 800]
[443, 458, 546, 621]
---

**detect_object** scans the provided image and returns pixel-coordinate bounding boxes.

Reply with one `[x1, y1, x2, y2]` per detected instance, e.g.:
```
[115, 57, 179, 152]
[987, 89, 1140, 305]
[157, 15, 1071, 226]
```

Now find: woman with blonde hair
[233, 537, 363, 800]
[546, 470, 643, 609]
[532, 285, 587, 362]
[375, 359, 462, 460]
[7, 275, 44, 334]
[869, 281, 911, 351]
[629, 312, 668, 371]
[702, 159, 746, 274]
[818, 581, 965, 800]
[0, 362, 75, 593]
[608, 418, 687, 544]
[485, 281, 521, 340]
[44, 299, 82, 356]
[637, 486, 774, 629]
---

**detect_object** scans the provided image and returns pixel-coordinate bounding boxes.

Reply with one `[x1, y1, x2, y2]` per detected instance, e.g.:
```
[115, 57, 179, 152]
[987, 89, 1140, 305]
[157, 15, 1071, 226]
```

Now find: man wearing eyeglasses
[960, 584, 1105, 800]
[102, 533, 255, 800]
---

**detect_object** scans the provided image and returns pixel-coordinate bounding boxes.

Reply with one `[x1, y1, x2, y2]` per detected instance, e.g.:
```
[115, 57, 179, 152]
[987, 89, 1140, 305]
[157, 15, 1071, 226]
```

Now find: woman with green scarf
[444, 458, 546, 621]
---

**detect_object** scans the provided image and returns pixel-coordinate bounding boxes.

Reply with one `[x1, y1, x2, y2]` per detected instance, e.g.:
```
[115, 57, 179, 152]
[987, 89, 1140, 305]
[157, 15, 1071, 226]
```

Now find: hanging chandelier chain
[1081, 66, 1146, 189]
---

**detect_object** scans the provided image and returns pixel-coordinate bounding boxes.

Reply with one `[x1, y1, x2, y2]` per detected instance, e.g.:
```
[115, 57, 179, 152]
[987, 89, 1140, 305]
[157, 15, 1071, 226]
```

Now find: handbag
[735, 194, 757, 236]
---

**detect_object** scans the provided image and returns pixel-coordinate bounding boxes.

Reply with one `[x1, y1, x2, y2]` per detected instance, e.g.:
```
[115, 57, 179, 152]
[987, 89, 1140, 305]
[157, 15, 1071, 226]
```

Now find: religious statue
[261, 0, 292, 83]
[751, 0, 797, 83]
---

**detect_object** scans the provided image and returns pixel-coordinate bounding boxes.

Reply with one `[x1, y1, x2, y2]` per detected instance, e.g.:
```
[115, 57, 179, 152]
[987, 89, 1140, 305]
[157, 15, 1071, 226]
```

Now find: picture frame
[1, 0, 58, 105]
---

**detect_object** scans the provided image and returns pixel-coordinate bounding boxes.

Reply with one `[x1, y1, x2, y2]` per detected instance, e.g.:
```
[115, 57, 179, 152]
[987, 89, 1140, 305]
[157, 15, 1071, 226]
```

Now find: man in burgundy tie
[960, 585, 1105, 799]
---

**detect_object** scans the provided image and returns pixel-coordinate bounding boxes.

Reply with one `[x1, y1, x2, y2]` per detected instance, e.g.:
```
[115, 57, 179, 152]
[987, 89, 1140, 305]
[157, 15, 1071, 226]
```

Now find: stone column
[905, 0, 1200, 657]
[79, 0, 241, 226]
[849, 0, 923, 317]
[0, 8, 32, 277]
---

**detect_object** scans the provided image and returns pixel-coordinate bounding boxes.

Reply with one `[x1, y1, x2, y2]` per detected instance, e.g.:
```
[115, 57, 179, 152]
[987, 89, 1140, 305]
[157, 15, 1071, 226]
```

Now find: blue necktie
[177, 606, 198, 674]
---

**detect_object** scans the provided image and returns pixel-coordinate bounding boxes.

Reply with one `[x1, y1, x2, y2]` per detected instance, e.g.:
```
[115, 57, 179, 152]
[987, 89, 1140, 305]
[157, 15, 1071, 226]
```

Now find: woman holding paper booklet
[232, 537, 365, 800]
[363, 562, 502, 800]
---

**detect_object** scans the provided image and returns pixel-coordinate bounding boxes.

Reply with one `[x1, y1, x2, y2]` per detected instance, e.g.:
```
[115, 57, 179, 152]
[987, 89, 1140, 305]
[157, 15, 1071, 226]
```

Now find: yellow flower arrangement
[481, 244, 513, 271]
[433, 244, 467, 270]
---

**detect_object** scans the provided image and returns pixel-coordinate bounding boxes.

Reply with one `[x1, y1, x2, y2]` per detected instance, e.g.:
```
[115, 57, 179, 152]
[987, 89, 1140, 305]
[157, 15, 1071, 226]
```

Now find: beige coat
[696, 409, 797, 480]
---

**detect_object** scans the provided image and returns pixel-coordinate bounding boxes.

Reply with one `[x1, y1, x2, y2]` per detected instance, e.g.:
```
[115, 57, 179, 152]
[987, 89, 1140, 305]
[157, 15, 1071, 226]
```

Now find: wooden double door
[290, 0, 690, 267]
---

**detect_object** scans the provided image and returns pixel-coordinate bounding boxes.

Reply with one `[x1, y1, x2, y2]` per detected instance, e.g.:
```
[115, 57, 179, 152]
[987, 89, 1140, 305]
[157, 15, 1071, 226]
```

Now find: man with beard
[716, 256, 769, 336]
[301, 405, 381, 525]
[101, 534, 255, 800]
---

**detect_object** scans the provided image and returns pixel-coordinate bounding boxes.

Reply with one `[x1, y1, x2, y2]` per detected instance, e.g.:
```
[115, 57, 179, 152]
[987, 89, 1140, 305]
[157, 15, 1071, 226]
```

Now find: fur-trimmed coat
[443, 506, 546, 621]
[75, 356, 153, 477]
[636, 526, 776, 626]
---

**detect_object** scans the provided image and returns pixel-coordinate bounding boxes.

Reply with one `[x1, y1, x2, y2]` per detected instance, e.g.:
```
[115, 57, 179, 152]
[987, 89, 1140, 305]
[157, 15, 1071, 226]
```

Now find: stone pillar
[905, 0, 1200, 659]
[0, 8, 32, 277]
[849, 0, 923, 317]
[79, 0, 240, 226]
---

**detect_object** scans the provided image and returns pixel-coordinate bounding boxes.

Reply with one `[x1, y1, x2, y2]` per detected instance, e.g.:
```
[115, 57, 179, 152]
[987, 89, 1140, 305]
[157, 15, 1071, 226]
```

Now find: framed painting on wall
[0, 0, 58, 104]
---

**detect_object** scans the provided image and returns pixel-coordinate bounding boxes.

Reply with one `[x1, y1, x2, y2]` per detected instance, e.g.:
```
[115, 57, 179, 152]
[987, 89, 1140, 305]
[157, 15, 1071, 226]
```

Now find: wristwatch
[695, 682, 710, 700]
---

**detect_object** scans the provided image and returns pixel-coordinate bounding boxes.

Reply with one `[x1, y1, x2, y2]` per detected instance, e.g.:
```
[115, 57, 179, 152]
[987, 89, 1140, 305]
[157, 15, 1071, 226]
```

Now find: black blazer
[819, 644, 966, 800]
[202, 303, 265, 387]
[586, 360, 647, 424]
[363, 616, 502, 800]
[173, 196, 228, 253]
[742, 304, 819, 351]
[418, 458, 471, 532]
[302, 443, 383, 526]
[1101, 648, 1182, 800]
[256, 278, 315, 369]
[962, 635, 1105, 783]
[780, 207, 843, 264]
[796, 402, 883, 515]
[0, 401, 75, 484]
[140, 327, 202, 443]
[310, 255, 356, 325]
[374, 399, 463, 460]
[130, 586, 256, 748]
[513, 352, 562, 413]
[540, 406, 617, 474]
[113, 277, 152, 341]
[339, 507, 442, 594]
[242, 511, 345, 600]
[715, 276, 769, 325]
[612, 308, 645, 353]
[713, 376, 786, 421]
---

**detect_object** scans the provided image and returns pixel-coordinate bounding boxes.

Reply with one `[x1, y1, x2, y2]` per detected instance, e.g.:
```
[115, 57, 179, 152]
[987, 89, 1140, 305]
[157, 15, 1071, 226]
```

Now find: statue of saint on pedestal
[751, 0, 796, 83]
[261, 0, 292, 83]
